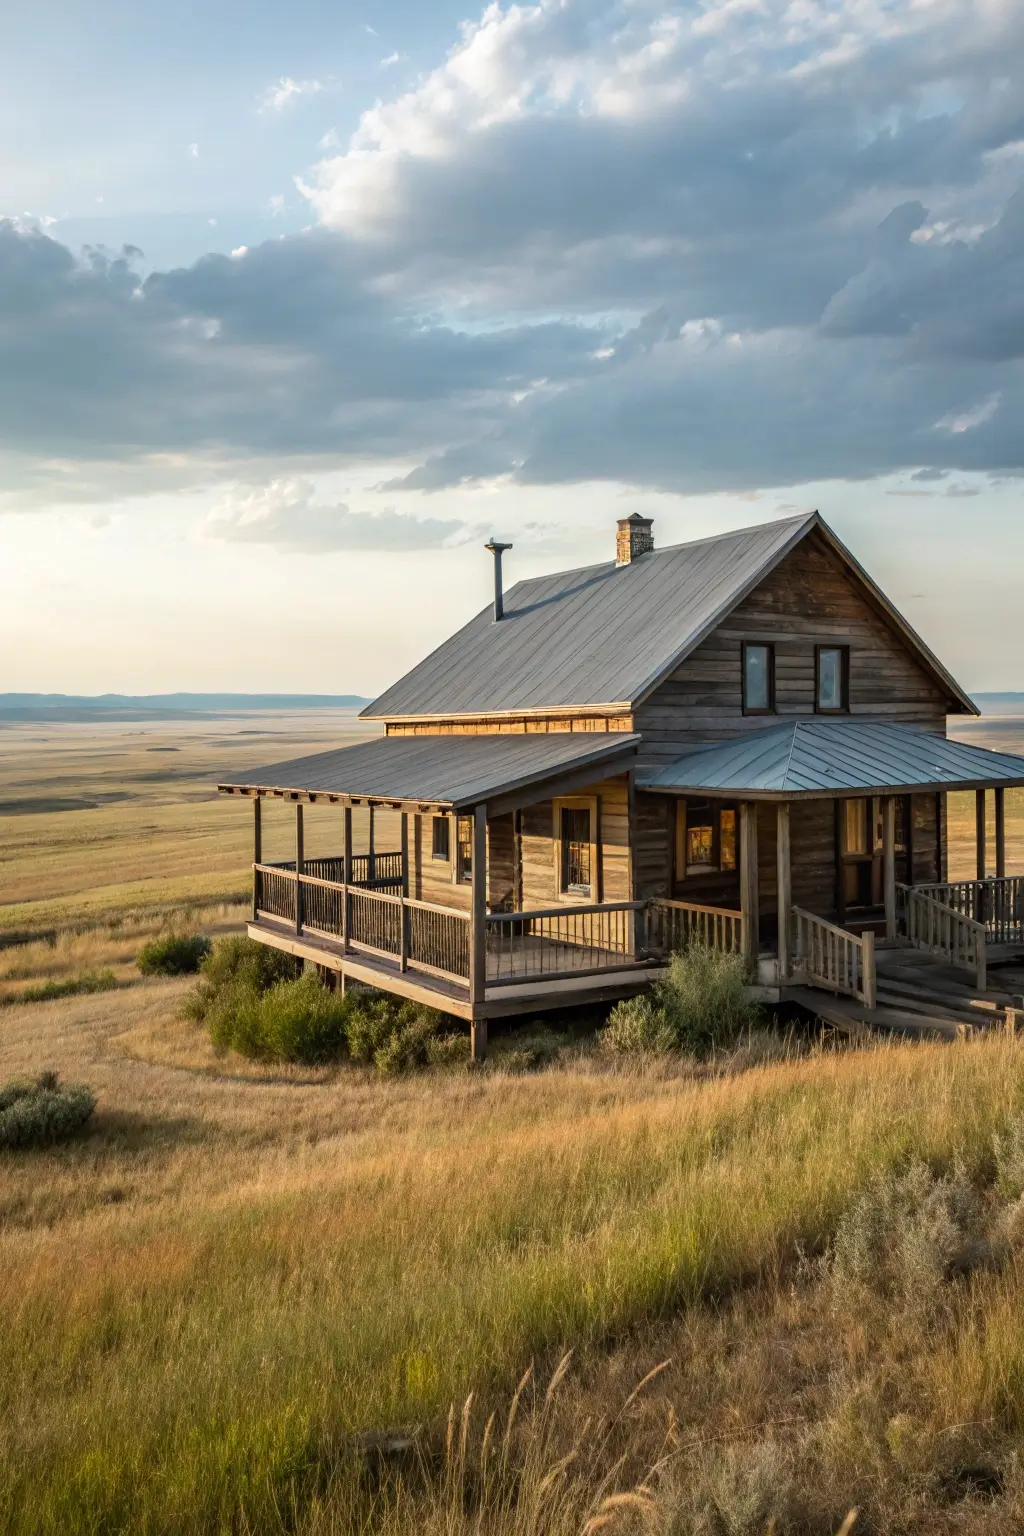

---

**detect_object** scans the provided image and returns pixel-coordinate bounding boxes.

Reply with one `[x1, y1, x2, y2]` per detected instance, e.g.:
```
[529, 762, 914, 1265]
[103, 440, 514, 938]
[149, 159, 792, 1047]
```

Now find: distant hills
[0, 693, 371, 723]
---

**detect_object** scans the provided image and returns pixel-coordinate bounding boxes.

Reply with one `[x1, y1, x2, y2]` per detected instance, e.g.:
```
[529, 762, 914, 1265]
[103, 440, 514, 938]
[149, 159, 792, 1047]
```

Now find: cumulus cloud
[203, 476, 478, 551]
[4, 0, 1024, 505]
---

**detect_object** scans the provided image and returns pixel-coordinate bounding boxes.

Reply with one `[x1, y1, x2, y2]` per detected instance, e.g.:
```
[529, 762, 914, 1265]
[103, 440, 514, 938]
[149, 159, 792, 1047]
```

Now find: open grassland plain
[0, 711, 381, 939]
[2, 715, 1024, 1532]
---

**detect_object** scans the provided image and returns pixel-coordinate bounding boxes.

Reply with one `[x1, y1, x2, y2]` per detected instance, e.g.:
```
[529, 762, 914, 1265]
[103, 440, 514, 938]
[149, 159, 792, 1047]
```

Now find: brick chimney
[616, 513, 654, 566]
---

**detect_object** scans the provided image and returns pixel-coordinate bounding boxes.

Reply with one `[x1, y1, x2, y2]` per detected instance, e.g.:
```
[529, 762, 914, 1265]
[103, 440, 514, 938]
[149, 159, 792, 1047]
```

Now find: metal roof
[218, 731, 640, 810]
[362, 512, 976, 720]
[638, 720, 1024, 800]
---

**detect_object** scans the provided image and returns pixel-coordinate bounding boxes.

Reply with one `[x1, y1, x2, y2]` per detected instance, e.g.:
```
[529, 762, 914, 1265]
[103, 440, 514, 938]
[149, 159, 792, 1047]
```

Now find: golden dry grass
[2, 715, 1024, 1533]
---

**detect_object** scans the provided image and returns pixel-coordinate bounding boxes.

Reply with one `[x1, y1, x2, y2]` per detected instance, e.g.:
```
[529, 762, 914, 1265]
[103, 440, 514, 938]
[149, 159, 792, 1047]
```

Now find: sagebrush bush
[600, 944, 761, 1056]
[345, 997, 446, 1076]
[137, 934, 211, 976]
[184, 935, 301, 1022]
[830, 1160, 987, 1307]
[0, 1071, 95, 1149]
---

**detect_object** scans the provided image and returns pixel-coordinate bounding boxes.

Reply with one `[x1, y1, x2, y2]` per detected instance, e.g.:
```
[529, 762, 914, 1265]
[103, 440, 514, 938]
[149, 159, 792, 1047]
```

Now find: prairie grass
[2, 972, 1024, 1531]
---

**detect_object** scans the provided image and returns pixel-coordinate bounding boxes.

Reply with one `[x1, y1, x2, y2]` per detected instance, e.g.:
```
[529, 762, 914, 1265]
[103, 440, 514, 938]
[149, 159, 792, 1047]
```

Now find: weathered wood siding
[386, 716, 633, 735]
[634, 791, 672, 901]
[634, 532, 951, 764]
[520, 776, 632, 908]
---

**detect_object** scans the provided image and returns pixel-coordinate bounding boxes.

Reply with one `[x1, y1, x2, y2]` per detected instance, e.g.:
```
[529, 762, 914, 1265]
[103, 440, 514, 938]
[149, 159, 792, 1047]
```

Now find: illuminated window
[720, 809, 737, 871]
[456, 816, 473, 884]
[843, 799, 869, 856]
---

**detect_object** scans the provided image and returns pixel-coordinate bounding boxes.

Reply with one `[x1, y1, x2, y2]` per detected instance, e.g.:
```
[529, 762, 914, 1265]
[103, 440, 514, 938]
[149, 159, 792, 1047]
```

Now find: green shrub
[184, 935, 301, 1022]
[207, 973, 351, 1065]
[599, 944, 760, 1057]
[137, 934, 211, 976]
[490, 1026, 569, 1073]
[425, 1032, 472, 1069]
[600, 994, 676, 1056]
[0, 1071, 95, 1149]
[16, 970, 118, 1005]
[345, 997, 446, 1077]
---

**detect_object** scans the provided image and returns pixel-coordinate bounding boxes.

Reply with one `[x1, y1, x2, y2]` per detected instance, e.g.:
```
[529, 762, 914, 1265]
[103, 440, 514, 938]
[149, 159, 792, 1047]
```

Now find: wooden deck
[249, 916, 665, 1021]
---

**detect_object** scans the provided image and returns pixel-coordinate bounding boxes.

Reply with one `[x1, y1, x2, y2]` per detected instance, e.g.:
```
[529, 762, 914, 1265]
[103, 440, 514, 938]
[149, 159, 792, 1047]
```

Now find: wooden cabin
[220, 511, 1024, 1054]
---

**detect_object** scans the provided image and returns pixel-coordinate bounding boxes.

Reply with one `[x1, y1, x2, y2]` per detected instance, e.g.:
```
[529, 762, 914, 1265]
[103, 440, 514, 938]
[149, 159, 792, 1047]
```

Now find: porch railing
[646, 898, 743, 958]
[912, 877, 1024, 947]
[898, 884, 987, 991]
[792, 905, 876, 1008]
[267, 853, 404, 891]
[485, 901, 644, 985]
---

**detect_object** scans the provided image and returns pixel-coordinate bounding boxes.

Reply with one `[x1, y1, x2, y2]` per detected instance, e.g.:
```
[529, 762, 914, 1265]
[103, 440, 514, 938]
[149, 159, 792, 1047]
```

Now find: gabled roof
[218, 731, 640, 811]
[638, 720, 1024, 800]
[362, 512, 976, 721]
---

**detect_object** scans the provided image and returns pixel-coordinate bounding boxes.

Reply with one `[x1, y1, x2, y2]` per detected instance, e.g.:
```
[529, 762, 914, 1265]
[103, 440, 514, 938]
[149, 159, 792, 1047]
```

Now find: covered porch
[640, 720, 1024, 1031]
[220, 730, 662, 1057]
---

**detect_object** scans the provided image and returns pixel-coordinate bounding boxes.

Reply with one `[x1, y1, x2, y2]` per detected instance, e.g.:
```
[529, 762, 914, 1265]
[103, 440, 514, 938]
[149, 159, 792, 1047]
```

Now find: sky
[1, 0, 1023, 697]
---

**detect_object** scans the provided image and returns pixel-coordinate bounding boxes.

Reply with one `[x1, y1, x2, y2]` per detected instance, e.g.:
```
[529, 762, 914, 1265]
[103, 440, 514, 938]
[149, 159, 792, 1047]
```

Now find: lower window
[456, 815, 473, 884]
[675, 801, 738, 881]
[432, 815, 450, 862]
[553, 797, 597, 899]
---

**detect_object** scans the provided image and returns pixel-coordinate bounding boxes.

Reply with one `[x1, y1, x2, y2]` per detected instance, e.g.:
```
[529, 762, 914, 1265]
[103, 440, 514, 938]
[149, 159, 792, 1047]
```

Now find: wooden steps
[784, 940, 1024, 1041]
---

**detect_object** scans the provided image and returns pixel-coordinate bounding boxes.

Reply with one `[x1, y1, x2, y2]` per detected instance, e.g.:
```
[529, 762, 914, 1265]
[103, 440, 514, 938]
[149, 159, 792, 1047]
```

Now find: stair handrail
[791, 906, 876, 1009]
[897, 883, 987, 991]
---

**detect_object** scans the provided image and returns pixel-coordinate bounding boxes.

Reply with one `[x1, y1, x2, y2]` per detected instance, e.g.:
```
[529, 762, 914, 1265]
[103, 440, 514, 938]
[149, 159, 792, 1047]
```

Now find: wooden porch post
[342, 805, 353, 953]
[977, 789, 987, 881]
[996, 787, 1007, 880]
[399, 811, 410, 974]
[251, 795, 262, 921]
[294, 801, 304, 936]
[882, 795, 897, 940]
[740, 802, 759, 973]
[368, 804, 376, 884]
[470, 803, 488, 1061]
[776, 802, 791, 981]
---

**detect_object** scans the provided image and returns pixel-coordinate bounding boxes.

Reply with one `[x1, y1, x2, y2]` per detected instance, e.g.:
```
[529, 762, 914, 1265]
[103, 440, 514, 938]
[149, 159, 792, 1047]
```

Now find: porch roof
[218, 730, 640, 812]
[638, 720, 1024, 800]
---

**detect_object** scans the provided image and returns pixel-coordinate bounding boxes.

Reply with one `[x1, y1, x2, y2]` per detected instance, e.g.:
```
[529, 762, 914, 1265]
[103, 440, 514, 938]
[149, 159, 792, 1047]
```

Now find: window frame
[431, 814, 451, 863]
[674, 799, 739, 884]
[454, 814, 473, 885]
[815, 644, 850, 714]
[741, 641, 776, 716]
[552, 796, 599, 902]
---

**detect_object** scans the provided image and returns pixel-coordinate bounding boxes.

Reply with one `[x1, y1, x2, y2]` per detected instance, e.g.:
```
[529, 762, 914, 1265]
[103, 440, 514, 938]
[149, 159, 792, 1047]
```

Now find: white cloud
[187, 143, 199, 158]
[202, 477, 480, 553]
[259, 76, 324, 113]
[380, 52, 407, 68]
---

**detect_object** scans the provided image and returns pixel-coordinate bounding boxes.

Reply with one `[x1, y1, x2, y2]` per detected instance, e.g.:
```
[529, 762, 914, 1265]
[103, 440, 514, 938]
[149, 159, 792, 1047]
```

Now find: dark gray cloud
[4, 0, 1024, 503]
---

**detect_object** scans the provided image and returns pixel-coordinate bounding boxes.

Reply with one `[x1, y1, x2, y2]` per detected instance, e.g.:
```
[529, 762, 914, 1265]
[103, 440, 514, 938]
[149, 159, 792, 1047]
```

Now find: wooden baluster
[861, 930, 876, 1009]
[251, 796, 262, 922]
[294, 802, 304, 935]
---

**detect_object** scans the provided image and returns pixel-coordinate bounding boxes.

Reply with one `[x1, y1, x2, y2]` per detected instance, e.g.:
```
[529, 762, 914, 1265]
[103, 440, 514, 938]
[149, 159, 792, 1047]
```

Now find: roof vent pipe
[485, 539, 513, 621]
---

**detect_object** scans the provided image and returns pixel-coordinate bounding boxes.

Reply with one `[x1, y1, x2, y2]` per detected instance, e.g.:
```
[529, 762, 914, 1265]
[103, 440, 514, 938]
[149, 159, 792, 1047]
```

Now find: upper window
[742, 643, 775, 715]
[816, 646, 849, 713]
[432, 815, 450, 862]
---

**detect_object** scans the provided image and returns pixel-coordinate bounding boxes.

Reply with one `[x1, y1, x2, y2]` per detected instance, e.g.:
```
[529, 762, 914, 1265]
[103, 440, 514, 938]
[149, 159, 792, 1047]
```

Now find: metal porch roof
[638, 721, 1024, 799]
[219, 730, 640, 809]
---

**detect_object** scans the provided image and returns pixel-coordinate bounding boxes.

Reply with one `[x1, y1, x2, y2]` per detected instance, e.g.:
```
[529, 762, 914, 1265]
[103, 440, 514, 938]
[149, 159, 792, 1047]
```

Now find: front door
[836, 796, 911, 923]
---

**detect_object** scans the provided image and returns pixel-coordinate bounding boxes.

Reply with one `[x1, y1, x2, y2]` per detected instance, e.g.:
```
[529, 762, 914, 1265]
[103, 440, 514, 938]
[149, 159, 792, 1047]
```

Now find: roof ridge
[499, 511, 818, 606]
[781, 719, 804, 791]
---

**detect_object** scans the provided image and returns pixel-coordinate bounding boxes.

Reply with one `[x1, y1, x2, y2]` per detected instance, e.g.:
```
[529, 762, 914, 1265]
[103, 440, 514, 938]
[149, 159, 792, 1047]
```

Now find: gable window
[816, 645, 849, 713]
[432, 815, 450, 862]
[455, 815, 473, 884]
[553, 797, 598, 900]
[742, 643, 775, 715]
